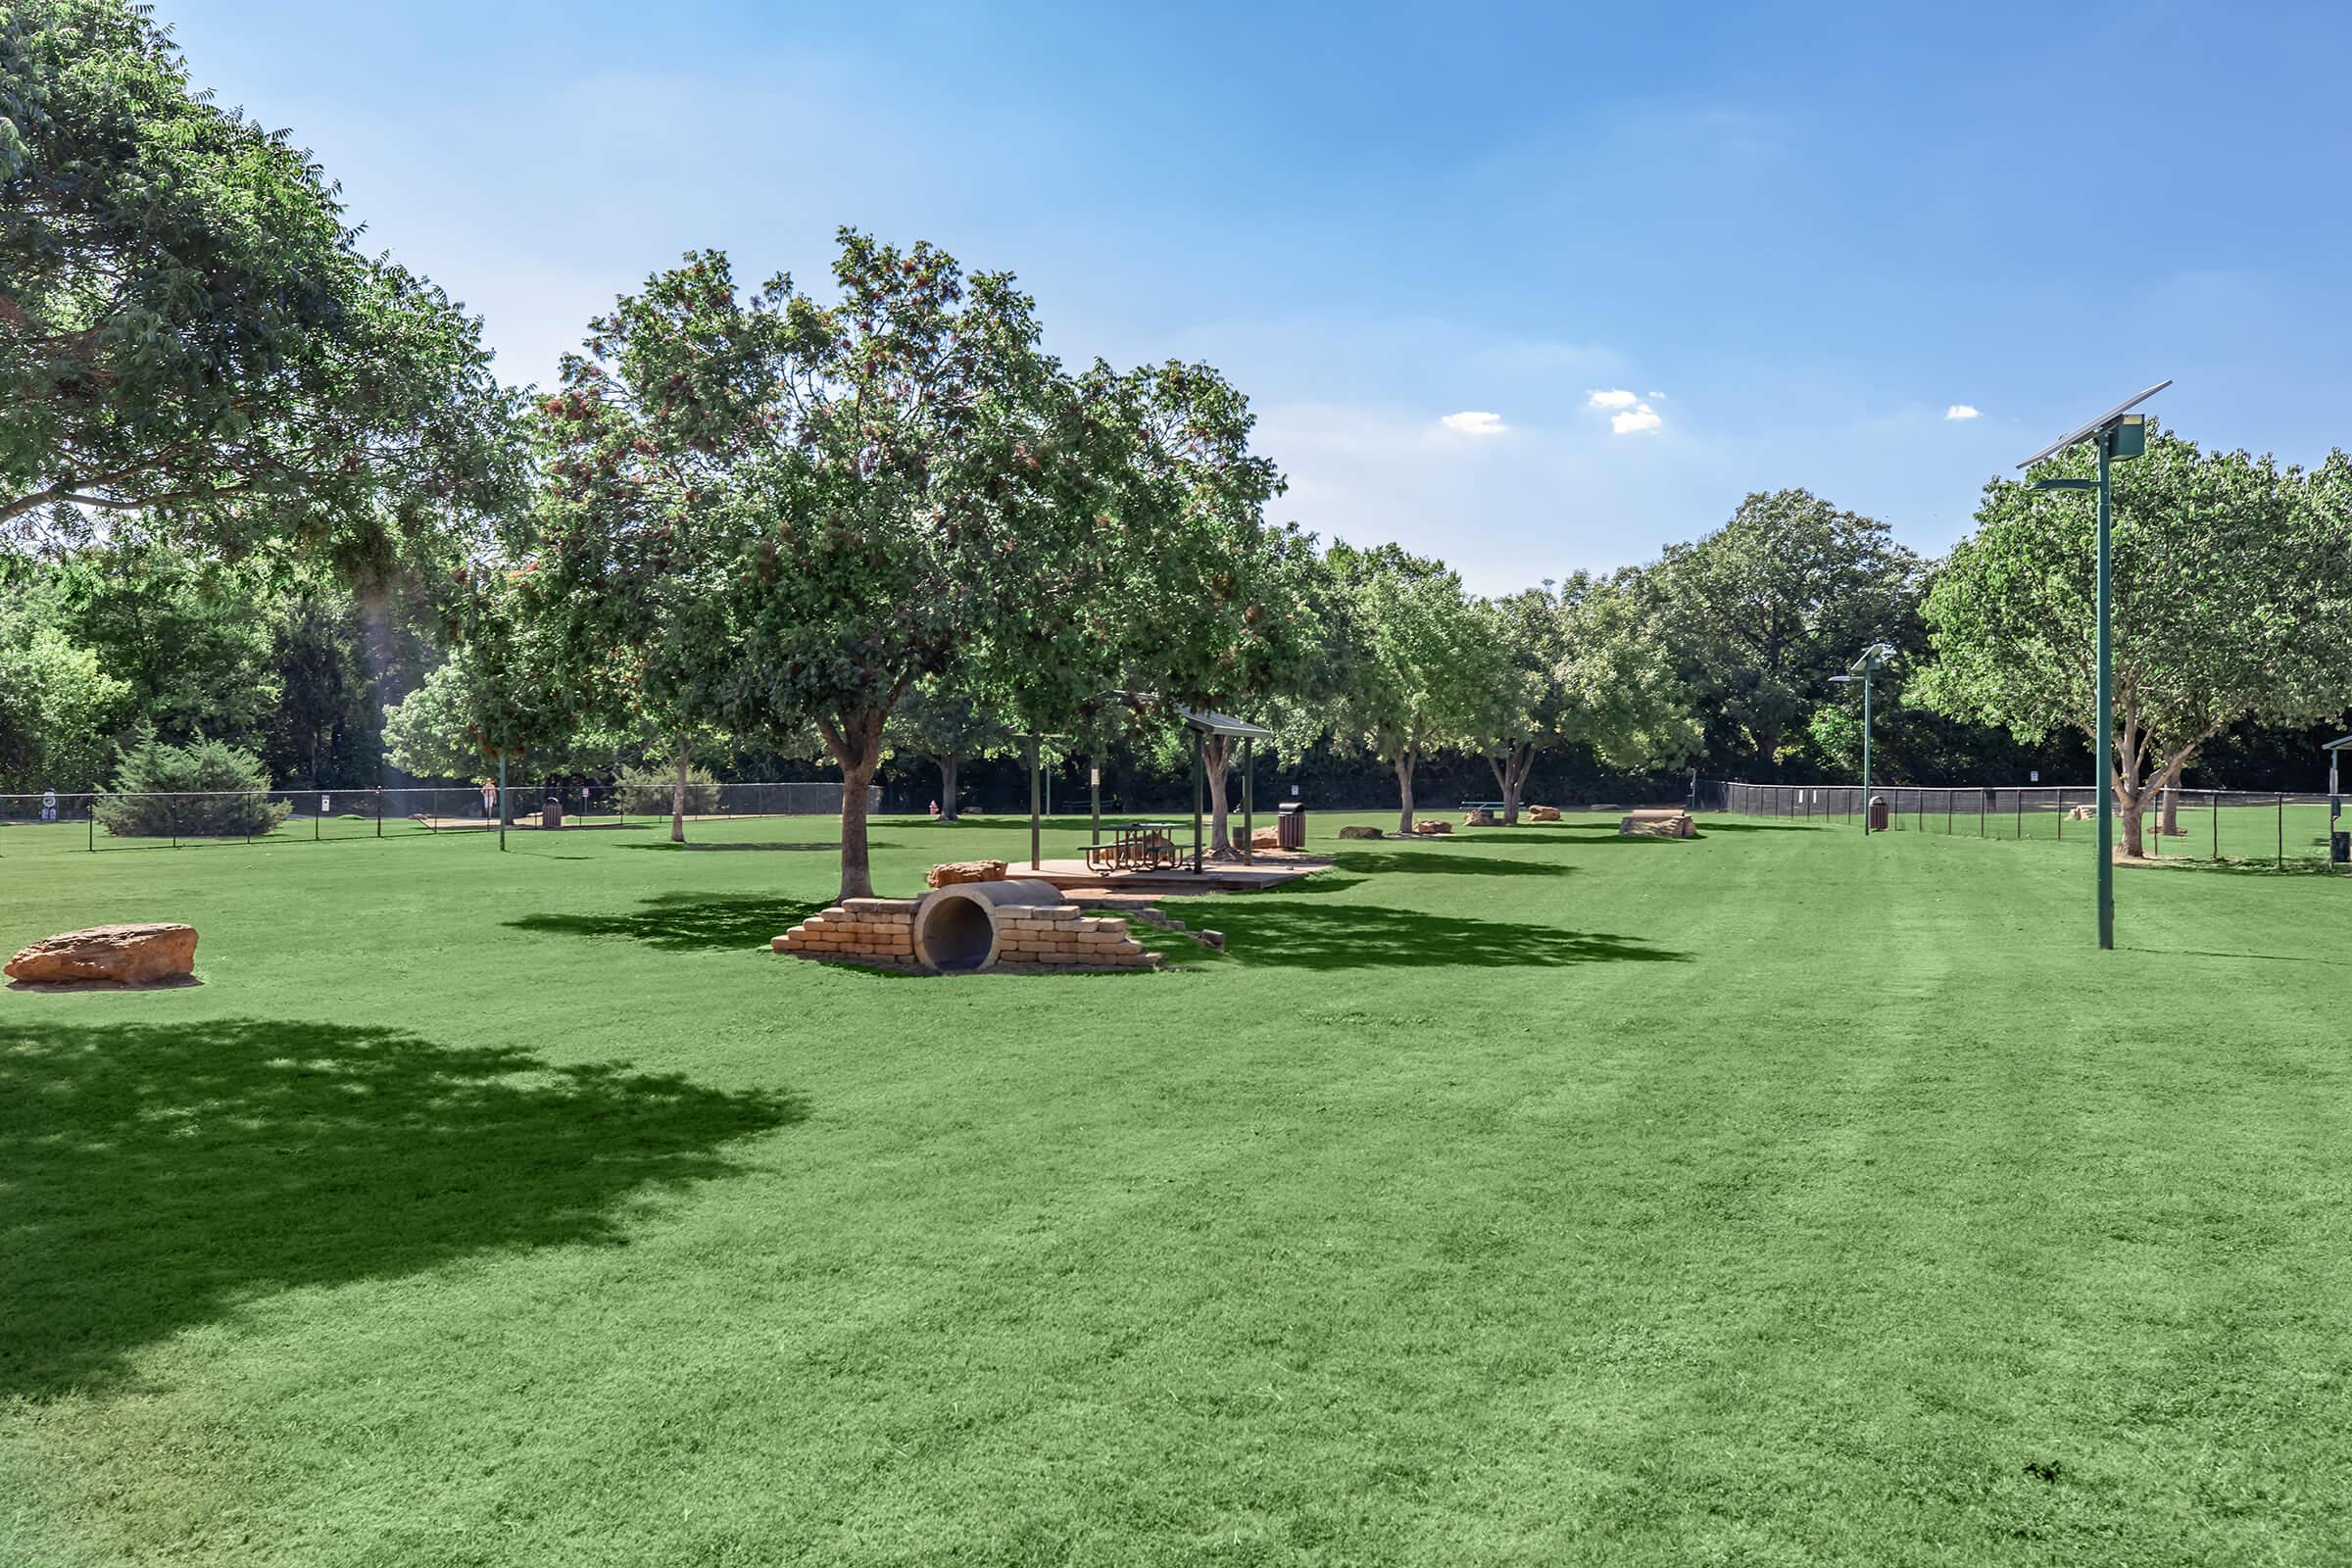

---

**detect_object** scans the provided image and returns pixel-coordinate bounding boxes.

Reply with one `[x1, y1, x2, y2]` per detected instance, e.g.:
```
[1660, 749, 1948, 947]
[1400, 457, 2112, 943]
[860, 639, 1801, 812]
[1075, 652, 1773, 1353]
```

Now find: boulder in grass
[925, 859, 1007, 888]
[1526, 805, 1562, 822]
[1619, 809, 1694, 840]
[7, 922, 198, 986]
[1338, 825, 1384, 840]
[1411, 819, 1452, 836]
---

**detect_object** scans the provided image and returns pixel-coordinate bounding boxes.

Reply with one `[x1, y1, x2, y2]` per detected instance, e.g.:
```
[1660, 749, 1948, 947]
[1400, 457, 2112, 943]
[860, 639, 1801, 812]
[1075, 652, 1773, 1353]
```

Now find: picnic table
[1086, 819, 1182, 874]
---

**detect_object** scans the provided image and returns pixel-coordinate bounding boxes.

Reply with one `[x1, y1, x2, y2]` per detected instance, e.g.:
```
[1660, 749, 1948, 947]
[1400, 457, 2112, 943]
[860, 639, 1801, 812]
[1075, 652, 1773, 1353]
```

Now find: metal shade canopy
[1176, 707, 1276, 741]
[2016, 379, 2172, 469]
[2325, 735, 2352, 753]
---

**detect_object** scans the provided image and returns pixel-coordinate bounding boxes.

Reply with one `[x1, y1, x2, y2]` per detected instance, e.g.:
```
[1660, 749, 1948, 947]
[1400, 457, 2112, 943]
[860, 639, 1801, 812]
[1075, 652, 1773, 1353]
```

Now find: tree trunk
[935, 753, 959, 820]
[669, 735, 690, 844]
[1504, 744, 1532, 824]
[2159, 785, 2180, 837]
[2111, 712, 2149, 859]
[821, 712, 888, 901]
[1395, 751, 1417, 836]
[1203, 734, 1239, 860]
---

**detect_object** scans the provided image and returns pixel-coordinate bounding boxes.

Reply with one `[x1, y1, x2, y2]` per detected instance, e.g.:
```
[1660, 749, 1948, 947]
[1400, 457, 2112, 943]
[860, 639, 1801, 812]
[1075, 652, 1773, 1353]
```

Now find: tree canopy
[0, 0, 523, 580]
[1653, 489, 1918, 766]
[1917, 428, 2352, 855]
[1323, 542, 1500, 833]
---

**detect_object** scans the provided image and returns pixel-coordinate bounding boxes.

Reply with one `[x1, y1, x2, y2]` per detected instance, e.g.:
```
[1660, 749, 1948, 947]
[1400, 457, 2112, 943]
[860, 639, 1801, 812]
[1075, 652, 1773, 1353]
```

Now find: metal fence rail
[1697, 779, 2341, 868]
[0, 782, 883, 853]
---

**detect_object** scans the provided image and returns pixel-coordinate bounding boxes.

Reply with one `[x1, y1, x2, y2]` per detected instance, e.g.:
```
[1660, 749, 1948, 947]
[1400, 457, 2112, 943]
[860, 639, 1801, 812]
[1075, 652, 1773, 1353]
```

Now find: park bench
[1085, 820, 1181, 874]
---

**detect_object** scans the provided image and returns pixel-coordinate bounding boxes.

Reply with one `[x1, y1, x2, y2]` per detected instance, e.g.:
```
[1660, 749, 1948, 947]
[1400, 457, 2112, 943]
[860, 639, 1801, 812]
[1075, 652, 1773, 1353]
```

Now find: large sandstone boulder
[1338, 825, 1383, 840]
[926, 859, 1007, 889]
[1526, 805, 1562, 822]
[1410, 819, 1452, 836]
[1245, 826, 1282, 851]
[7, 922, 198, 986]
[1619, 809, 1694, 841]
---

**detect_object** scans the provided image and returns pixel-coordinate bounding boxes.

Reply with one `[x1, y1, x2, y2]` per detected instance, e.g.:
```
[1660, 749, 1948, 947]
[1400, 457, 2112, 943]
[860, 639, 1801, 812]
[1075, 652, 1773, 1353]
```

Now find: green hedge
[616, 761, 720, 815]
[92, 728, 292, 838]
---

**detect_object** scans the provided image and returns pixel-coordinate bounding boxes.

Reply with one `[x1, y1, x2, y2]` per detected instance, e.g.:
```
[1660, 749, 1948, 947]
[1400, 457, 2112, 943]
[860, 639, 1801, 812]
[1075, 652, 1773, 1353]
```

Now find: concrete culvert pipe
[912, 879, 1061, 973]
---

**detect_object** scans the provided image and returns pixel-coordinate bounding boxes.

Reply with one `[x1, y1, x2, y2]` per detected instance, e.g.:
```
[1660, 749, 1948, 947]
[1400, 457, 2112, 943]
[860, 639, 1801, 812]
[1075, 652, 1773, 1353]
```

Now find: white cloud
[1588, 387, 1664, 433]
[1440, 410, 1507, 436]
[1945, 404, 1981, 421]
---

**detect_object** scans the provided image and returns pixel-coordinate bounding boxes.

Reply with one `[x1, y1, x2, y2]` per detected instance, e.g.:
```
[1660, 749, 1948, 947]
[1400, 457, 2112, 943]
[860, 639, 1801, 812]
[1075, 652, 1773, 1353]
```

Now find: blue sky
[172, 0, 2352, 592]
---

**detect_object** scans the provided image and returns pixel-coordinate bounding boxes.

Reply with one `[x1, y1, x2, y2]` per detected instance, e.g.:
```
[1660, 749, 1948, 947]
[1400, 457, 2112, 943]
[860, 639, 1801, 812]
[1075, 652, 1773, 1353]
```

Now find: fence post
[2278, 792, 2284, 868]
[88, 804, 94, 853]
[2211, 790, 2217, 861]
[1946, 793, 1953, 835]
[170, 794, 177, 851]
[377, 787, 383, 838]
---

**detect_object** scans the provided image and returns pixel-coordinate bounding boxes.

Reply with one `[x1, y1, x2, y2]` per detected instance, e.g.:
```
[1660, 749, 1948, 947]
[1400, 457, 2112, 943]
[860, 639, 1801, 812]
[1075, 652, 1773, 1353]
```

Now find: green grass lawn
[6, 809, 2351, 1565]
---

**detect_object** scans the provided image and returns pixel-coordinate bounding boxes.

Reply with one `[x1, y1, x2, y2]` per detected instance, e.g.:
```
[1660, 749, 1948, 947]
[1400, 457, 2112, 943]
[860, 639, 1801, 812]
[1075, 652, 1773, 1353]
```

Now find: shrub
[616, 760, 720, 815]
[92, 728, 292, 838]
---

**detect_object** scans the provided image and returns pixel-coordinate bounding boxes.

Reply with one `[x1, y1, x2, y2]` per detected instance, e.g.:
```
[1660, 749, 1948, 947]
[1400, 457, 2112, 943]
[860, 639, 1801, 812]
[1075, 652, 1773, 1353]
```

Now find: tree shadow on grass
[1196, 900, 1690, 970]
[618, 841, 837, 853]
[508, 893, 830, 952]
[1334, 849, 1572, 878]
[0, 1018, 803, 1400]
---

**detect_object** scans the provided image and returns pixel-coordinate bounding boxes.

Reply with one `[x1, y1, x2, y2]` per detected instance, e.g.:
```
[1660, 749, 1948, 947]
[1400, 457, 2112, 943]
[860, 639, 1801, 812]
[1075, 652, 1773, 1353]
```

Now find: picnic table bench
[1086, 820, 1182, 874]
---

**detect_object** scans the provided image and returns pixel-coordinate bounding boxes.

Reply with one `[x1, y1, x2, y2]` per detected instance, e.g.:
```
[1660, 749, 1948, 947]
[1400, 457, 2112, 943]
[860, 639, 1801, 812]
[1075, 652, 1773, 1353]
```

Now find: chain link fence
[0, 782, 881, 853]
[1698, 779, 2344, 868]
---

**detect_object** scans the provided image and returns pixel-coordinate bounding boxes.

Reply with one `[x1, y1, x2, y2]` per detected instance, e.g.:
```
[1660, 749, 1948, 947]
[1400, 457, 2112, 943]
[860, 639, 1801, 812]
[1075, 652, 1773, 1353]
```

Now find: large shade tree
[1087, 362, 1322, 859]
[888, 668, 1009, 822]
[1469, 574, 1695, 822]
[381, 569, 590, 815]
[1323, 543, 1500, 835]
[0, 600, 128, 793]
[1917, 429, 2352, 857]
[1, 0, 522, 577]
[1653, 489, 1919, 769]
[534, 234, 1139, 899]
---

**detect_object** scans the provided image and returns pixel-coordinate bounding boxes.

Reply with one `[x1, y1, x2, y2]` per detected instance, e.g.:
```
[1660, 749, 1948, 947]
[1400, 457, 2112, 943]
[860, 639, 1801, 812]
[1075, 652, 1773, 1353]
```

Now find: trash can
[1276, 800, 1307, 851]
[542, 797, 564, 830]
[1867, 796, 1889, 832]
[2331, 830, 2348, 865]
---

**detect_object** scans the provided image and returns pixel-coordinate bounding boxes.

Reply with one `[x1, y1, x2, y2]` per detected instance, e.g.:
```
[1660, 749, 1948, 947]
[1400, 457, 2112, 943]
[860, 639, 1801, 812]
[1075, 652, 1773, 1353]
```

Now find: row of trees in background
[9, 2, 2352, 884]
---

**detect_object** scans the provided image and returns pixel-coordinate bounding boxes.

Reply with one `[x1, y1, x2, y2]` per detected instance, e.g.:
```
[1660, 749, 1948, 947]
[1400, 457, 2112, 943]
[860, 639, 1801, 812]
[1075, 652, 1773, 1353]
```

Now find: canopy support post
[1242, 737, 1254, 865]
[1193, 734, 1204, 875]
[1027, 734, 1041, 871]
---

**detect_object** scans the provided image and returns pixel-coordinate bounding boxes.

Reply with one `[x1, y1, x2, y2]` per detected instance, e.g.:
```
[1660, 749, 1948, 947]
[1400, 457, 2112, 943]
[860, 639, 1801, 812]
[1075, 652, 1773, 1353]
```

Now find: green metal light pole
[1832, 641, 1895, 833]
[2020, 381, 2168, 951]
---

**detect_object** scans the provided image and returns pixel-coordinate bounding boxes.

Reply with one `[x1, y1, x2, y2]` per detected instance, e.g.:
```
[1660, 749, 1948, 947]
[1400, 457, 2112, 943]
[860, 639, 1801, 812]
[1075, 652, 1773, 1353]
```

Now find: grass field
[6, 809, 2351, 1565]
